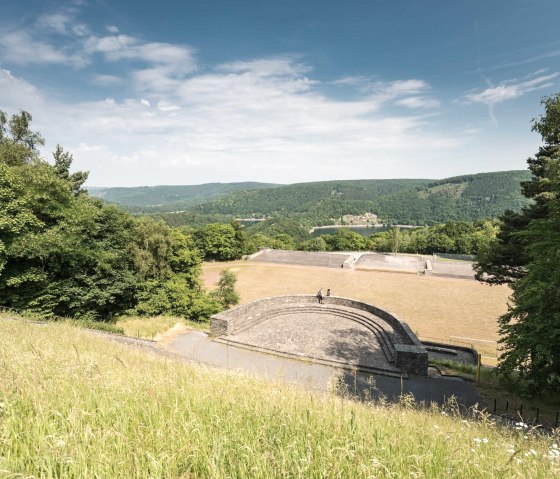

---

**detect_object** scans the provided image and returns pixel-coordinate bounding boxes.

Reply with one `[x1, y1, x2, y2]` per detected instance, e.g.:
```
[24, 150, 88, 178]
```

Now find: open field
[203, 261, 511, 364]
[1, 319, 558, 478]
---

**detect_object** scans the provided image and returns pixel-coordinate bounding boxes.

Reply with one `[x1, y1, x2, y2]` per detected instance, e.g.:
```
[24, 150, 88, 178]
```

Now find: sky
[1, 0, 559, 187]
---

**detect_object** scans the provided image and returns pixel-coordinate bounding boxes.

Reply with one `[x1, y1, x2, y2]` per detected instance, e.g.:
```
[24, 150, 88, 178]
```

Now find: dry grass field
[203, 261, 511, 363]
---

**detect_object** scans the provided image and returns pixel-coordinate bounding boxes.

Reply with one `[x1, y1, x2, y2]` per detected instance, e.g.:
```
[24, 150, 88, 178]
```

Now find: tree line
[184, 217, 496, 257]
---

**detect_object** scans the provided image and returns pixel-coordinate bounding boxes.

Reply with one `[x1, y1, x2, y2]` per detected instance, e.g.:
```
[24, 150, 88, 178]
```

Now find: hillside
[1, 318, 557, 478]
[187, 170, 532, 225]
[87, 182, 279, 209]
[88, 171, 532, 226]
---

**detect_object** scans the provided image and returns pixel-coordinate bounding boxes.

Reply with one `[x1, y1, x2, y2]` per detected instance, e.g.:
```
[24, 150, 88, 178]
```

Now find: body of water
[311, 225, 414, 238]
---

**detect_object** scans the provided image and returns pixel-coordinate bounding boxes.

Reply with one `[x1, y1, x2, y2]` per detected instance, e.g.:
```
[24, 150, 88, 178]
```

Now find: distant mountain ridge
[89, 170, 532, 226]
[87, 182, 280, 209]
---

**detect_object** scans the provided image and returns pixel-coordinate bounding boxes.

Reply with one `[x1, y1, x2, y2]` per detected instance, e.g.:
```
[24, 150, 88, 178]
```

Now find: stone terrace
[251, 249, 351, 268]
[211, 295, 428, 376]
[431, 259, 475, 279]
[355, 253, 426, 272]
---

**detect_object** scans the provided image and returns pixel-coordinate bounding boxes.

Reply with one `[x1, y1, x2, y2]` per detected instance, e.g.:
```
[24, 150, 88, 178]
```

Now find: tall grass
[1, 319, 558, 478]
[116, 315, 208, 340]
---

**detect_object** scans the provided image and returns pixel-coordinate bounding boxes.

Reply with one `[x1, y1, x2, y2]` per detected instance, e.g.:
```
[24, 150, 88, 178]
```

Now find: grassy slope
[1, 319, 558, 478]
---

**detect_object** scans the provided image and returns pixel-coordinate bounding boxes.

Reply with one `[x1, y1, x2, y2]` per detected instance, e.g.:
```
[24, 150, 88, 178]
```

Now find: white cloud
[106, 25, 120, 34]
[6, 61, 464, 185]
[0, 30, 85, 66]
[36, 13, 73, 34]
[395, 96, 441, 109]
[157, 101, 180, 111]
[0, 68, 43, 111]
[84, 35, 196, 67]
[90, 74, 123, 86]
[218, 57, 312, 77]
[464, 73, 558, 105]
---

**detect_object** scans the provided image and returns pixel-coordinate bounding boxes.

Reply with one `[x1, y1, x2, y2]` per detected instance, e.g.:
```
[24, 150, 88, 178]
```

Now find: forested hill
[87, 182, 279, 210]
[184, 170, 532, 226]
[90, 170, 532, 226]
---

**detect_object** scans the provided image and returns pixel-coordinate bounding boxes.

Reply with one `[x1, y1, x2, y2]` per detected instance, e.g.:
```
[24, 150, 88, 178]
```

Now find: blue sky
[0, 0, 559, 186]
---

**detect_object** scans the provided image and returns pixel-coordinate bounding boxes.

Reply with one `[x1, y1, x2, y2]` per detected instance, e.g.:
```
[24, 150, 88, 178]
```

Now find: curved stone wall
[210, 295, 428, 375]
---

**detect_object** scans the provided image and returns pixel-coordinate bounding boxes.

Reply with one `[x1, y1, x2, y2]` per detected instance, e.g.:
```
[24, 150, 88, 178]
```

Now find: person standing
[317, 288, 324, 304]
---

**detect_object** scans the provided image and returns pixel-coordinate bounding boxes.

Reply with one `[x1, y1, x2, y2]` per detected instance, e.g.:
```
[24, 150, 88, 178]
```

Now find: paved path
[167, 330, 483, 408]
[167, 330, 335, 392]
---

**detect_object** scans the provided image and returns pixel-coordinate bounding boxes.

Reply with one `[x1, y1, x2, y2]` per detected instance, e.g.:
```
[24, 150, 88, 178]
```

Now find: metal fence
[491, 398, 559, 429]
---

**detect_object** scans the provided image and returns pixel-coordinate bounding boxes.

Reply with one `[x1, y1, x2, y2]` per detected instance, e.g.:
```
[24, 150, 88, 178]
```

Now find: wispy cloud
[465, 73, 558, 105]
[0, 30, 86, 66]
[90, 74, 123, 86]
[395, 96, 441, 109]
[462, 71, 558, 124]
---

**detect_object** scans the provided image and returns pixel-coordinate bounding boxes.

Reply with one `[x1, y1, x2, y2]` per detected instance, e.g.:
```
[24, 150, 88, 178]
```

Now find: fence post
[535, 408, 539, 425]
[476, 353, 481, 383]
[493, 398, 496, 413]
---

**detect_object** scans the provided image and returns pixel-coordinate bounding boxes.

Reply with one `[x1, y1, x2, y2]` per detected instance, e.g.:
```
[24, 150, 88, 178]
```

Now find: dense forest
[0, 110, 238, 321]
[188, 172, 531, 226]
[91, 171, 531, 227]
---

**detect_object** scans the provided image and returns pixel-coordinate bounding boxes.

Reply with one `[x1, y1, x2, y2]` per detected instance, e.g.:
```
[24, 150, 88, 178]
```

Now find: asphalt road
[167, 330, 483, 408]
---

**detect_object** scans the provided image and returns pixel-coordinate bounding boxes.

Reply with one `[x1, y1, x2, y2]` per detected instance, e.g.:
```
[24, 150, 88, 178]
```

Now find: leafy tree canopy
[475, 93, 560, 394]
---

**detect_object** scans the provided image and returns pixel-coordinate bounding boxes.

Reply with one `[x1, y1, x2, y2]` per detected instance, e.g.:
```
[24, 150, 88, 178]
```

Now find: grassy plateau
[1, 318, 559, 478]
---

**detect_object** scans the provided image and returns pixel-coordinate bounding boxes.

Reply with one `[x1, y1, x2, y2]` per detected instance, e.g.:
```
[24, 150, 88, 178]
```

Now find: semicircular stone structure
[210, 295, 428, 376]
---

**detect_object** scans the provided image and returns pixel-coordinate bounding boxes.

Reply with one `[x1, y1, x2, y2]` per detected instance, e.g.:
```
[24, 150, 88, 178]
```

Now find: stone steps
[245, 303, 399, 365]
[214, 335, 403, 377]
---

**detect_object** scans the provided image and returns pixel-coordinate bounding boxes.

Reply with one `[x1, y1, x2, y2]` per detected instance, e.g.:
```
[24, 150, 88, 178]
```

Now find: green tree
[323, 228, 366, 251]
[0, 109, 217, 322]
[299, 237, 328, 251]
[211, 269, 240, 309]
[0, 110, 43, 166]
[52, 144, 89, 194]
[476, 93, 560, 393]
[193, 223, 243, 261]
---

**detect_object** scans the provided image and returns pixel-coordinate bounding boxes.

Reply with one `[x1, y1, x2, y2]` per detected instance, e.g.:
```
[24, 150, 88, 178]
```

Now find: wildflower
[549, 445, 560, 461]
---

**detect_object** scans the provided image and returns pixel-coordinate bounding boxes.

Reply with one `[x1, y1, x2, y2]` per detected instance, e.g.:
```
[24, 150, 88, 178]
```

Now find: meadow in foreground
[0, 319, 558, 478]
